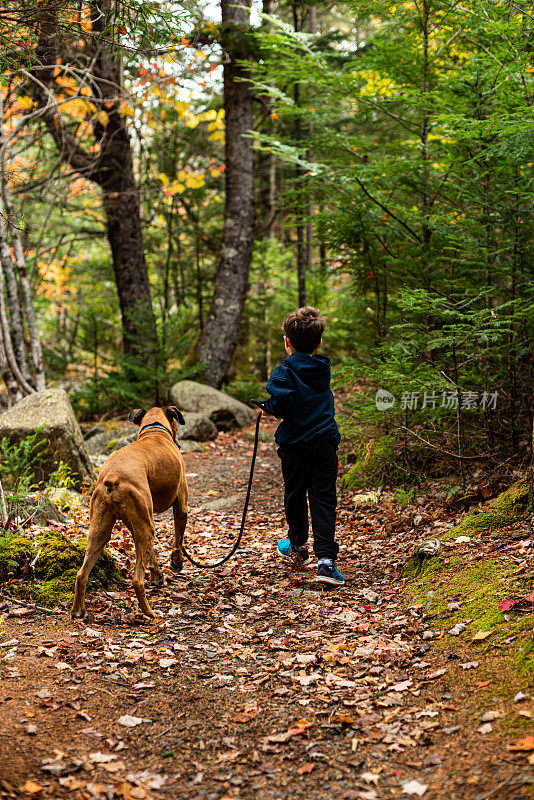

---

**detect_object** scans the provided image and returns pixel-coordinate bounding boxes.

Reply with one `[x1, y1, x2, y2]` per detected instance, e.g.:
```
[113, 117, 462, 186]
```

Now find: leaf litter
[0, 419, 532, 798]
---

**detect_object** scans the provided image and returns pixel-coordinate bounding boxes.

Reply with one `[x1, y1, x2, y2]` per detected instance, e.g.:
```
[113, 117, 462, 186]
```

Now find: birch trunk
[0, 164, 46, 390]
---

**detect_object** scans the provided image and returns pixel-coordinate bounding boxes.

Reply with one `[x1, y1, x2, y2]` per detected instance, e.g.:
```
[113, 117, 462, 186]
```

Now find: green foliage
[250, 0, 534, 484]
[343, 435, 403, 490]
[0, 427, 48, 494]
[394, 487, 416, 510]
[48, 462, 77, 490]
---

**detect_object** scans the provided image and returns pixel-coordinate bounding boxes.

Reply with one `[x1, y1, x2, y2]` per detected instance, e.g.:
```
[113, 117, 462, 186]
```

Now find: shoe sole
[277, 545, 311, 566]
[316, 575, 345, 586]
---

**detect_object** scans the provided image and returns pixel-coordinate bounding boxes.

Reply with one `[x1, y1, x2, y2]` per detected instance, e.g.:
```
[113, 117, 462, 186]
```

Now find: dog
[71, 406, 188, 619]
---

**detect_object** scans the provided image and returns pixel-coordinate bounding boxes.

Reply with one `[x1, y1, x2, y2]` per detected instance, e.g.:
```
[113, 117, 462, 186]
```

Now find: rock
[105, 432, 137, 452]
[45, 488, 85, 513]
[85, 427, 134, 455]
[415, 538, 443, 559]
[170, 380, 255, 430]
[180, 440, 205, 453]
[180, 412, 218, 441]
[200, 493, 245, 511]
[0, 389, 93, 489]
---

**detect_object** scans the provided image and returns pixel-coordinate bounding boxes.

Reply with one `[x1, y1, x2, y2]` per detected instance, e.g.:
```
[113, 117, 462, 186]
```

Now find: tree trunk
[0, 150, 45, 390]
[293, 1, 306, 306]
[196, 0, 254, 388]
[0, 476, 7, 527]
[31, 0, 157, 365]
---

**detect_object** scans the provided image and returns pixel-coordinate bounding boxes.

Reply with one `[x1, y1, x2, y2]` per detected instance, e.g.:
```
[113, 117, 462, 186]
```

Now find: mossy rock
[0, 535, 34, 582]
[2, 530, 123, 607]
[443, 481, 530, 540]
[34, 530, 121, 584]
[45, 488, 85, 513]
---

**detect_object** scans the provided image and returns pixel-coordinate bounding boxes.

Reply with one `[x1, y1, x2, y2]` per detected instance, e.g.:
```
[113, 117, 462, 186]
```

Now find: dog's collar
[138, 422, 180, 448]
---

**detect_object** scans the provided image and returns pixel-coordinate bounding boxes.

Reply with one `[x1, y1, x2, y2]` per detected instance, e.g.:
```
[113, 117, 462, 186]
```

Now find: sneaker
[277, 538, 311, 566]
[316, 561, 345, 586]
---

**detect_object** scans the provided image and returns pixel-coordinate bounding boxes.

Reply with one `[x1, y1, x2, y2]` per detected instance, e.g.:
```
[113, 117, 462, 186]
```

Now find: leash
[181, 405, 264, 569]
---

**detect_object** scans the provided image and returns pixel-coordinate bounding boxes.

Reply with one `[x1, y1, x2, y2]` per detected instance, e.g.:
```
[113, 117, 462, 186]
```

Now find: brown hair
[282, 306, 326, 354]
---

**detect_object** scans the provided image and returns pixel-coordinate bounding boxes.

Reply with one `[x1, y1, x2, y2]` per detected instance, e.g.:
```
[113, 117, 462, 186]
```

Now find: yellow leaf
[209, 130, 225, 143]
[185, 176, 205, 189]
[471, 630, 494, 641]
[160, 109, 167, 121]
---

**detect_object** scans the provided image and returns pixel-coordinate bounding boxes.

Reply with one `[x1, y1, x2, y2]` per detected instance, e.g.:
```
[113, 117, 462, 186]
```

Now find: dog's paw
[71, 606, 86, 619]
[170, 550, 183, 572]
[150, 569, 165, 587]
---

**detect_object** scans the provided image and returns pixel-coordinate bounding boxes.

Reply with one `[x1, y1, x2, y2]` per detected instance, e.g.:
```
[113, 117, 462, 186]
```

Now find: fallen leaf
[402, 780, 428, 796]
[297, 763, 315, 774]
[498, 599, 517, 612]
[477, 723, 493, 735]
[389, 680, 413, 692]
[509, 735, 534, 751]
[471, 630, 493, 641]
[118, 715, 149, 728]
[361, 771, 380, 785]
[22, 781, 44, 795]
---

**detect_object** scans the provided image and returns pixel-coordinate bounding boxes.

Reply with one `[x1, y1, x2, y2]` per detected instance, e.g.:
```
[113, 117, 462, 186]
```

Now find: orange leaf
[297, 764, 315, 775]
[509, 735, 534, 751]
[22, 782, 44, 795]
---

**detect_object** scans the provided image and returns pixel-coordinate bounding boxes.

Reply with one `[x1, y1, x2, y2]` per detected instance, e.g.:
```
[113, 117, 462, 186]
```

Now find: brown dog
[71, 406, 188, 619]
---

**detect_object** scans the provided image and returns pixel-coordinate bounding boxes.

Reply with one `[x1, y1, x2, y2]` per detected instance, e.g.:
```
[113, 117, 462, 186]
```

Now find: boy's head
[282, 306, 326, 354]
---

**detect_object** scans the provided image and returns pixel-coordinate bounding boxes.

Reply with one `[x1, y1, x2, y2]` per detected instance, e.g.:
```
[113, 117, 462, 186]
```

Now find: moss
[0, 535, 34, 582]
[406, 554, 531, 635]
[403, 553, 444, 581]
[443, 481, 529, 540]
[3, 530, 123, 607]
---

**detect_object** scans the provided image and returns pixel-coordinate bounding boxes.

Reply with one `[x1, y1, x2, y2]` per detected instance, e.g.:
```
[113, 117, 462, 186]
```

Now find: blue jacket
[262, 353, 341, 447]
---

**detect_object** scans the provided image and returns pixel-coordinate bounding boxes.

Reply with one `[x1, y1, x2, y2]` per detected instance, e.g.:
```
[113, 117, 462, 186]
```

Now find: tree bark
[0, 152, 45, 390]
[196, 0, 254, 388]
[31, 0, 157, 364]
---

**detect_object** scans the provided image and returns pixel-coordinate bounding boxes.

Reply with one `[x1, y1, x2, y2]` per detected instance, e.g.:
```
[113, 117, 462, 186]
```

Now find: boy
[260, 306, 344, 586]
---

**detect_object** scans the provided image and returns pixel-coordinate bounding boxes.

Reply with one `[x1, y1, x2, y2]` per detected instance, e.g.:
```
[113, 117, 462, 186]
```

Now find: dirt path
[0, 420, 532, 800]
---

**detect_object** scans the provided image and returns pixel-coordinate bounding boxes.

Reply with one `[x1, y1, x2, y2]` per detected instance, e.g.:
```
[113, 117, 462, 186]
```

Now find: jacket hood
[284, 353, 331, 391]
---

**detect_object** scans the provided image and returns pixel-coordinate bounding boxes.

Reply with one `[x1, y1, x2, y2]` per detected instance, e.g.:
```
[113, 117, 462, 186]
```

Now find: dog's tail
[103, 472, 120, 496]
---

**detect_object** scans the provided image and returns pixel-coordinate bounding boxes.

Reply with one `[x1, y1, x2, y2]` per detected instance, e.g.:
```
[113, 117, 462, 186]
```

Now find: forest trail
[0, 418, 532, 800]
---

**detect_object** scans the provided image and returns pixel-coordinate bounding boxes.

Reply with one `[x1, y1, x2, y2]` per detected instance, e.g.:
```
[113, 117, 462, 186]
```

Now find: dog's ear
[128, 408, 146, 426]
[164, 406, 185, 426]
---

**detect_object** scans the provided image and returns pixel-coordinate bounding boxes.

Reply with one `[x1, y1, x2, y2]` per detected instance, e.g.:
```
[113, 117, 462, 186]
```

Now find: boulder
[181, 412, 217, 441]
[170, 380, 255, 431]
[85, 427, 134, 456]
[0, 388, 94, 489]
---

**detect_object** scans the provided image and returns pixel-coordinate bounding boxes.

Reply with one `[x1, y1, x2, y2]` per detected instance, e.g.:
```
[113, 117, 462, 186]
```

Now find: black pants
[278, 438, 339, 560]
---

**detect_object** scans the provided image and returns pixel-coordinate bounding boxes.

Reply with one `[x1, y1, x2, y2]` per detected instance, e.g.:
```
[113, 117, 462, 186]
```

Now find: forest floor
[0, 417, 533, 800]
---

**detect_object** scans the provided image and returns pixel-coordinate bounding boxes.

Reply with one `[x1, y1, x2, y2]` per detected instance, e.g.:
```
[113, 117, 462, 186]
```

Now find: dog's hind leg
[171, 497, 187, 573]
[123, 502, 159, 618]
[72, 499, 116, 619]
